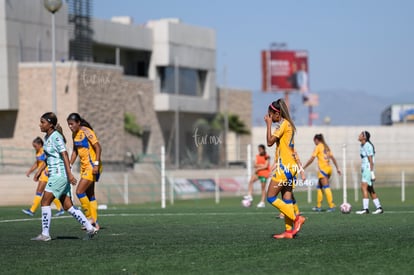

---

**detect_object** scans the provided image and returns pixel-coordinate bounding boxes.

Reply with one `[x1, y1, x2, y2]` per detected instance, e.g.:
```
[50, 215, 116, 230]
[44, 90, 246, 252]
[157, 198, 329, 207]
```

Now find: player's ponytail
[363, 131, 375, 154]
[67, 113, 94, 130]
[269, 99, 296, 132]
[314, 133, 331, 153]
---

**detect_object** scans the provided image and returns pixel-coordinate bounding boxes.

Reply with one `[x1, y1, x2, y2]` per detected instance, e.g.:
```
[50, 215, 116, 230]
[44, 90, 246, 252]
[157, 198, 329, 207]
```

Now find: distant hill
[252, 90, 414, 126]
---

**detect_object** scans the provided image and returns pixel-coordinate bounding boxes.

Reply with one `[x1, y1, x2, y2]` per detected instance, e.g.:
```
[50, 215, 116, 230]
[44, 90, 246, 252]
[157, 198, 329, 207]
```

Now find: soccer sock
[316, 187, 323, 208]
[267, 197, 295, 221]
[77, 193, 91, 218]
[30, 192, 42, 213]
[67, 206, 93, 231]
[323, 185, 335, 208]
[293, 199, 300, 215]
[53, 198, 63, 211]
[41, 206, 51, 237]
[284, 214, 294, 232]
[363, 198, 369, 210]
[89, 196, 98, 223]
[373, 198, 382, 209]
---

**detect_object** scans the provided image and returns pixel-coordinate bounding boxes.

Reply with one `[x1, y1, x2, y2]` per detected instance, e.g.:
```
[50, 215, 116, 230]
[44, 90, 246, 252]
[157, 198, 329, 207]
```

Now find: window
[158, 66, 206, 96]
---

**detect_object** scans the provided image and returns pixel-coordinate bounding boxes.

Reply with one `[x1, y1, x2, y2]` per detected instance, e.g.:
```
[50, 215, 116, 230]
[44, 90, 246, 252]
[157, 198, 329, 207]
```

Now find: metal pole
[215, 173, 220, 204]
[223, 65, 229, 168]
[174, 57, 180, 169]
[51, 13, 57, 114]
[342, 144, 347, 203]
[246, 144, 252, 194]
[402, 170, 405, 202]
[123, 173, 129, 205]
[161, 146, 166, 208]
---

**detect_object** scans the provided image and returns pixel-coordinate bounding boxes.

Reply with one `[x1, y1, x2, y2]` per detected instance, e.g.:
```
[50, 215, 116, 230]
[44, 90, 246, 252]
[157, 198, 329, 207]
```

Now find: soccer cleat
[292, 215, 306, 236]
[372, 207, 384, 214]
[356, 209, 369, 214]
[326, 207, 336, 212]
[256, 201, 266, 208]
[31, 234, 51, 242]
[243, 195, 253, 202]
[22, 209, 34, 217]
[312, 207, 322, 212]
[272, 231, 294, 239]
[54, 210, 65, 217]
[83, 227, 98, 240]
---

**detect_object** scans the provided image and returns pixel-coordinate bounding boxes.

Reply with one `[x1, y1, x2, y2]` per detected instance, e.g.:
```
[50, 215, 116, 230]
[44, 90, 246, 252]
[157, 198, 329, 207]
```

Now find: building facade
[0, 0, 251, 168]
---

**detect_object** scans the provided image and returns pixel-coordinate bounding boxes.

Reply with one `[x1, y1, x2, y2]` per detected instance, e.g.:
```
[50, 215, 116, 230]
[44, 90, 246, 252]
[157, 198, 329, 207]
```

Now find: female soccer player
[265, 99, 306, 239]
[243, 144, 271, 208]
[356, 131, 384, 214]
[22, 137, 64, 217]
[67, 113, 102, 229]
[31, 112, 97, 241]
[303, 134, 341, 212]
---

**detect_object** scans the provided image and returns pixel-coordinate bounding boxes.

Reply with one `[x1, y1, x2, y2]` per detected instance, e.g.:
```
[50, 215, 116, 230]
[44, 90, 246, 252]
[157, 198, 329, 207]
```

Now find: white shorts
[361, 168, 373, 186]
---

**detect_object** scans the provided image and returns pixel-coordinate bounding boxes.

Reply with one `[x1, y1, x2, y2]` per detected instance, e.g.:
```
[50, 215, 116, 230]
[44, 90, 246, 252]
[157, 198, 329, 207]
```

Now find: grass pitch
[1, 187, 413, 275]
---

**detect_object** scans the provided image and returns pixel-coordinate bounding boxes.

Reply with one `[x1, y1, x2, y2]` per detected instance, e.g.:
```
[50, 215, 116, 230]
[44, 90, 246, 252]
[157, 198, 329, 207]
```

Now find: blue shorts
[45, 175, 72, 199]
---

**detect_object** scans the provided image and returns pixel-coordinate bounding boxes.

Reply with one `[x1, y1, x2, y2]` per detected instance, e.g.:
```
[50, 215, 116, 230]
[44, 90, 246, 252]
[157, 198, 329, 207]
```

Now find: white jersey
[44, 130, 67, 177]
[360, 142, 374, 171]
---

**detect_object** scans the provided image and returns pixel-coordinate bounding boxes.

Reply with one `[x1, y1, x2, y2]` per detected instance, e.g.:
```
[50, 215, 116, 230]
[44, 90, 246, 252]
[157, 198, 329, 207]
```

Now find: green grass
[1, 187, 414, 275]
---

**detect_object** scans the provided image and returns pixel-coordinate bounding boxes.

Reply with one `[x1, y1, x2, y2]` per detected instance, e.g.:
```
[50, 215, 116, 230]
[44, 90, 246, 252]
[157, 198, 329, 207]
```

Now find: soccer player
[22, 137, 65, 217]
[265, 99, 306, 239]
[243, 144, 271, 208]
[303, 134, 341, 212]
[31, 112, 97, 241]
[67, 113, 102, 229]
[356, 131, 384, 214]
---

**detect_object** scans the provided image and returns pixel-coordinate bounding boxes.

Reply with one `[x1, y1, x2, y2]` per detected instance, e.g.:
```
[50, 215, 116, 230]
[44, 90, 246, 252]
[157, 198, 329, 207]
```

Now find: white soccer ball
[340, 202, 352, 214]
[241, 198, 252, 208]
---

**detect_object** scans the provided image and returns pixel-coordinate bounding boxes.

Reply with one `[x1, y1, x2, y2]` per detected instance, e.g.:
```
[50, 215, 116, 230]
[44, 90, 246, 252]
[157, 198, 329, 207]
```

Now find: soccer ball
[340, 202, 352, 214]
[241, 199, 252, 208]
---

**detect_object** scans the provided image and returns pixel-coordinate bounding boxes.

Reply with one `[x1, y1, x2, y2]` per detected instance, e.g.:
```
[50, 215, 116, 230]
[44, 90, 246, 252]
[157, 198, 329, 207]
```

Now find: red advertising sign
[261, 50, 309, 92]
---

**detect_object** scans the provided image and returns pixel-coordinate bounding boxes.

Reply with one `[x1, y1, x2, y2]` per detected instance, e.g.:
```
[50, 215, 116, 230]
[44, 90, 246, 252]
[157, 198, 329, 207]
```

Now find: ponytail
[363, 131, 375, 154]
[269, 99, 296, 132]
[314, 133, 331, 153]
[55, 123, 67, 144]
[67, 113, 93, 130]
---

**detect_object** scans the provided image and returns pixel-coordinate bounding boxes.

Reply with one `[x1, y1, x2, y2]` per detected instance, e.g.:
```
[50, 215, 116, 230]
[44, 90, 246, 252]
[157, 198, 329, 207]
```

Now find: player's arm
[265, 115, 278, 146]
[256, 158, 269, 171]
[33, 162, 46, 182]
[293, 151, 306, 181]
[302, 156, 315, 170]
[368, 155, 375, 180]
[26, 161, 38, 177]
[92, 142, 102, 174]
[330, 154, 342, 175]
[69, 149, 78, 166]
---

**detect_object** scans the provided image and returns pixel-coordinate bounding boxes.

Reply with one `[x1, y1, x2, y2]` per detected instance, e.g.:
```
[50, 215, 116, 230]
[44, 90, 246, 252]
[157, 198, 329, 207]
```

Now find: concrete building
[0, 0, 252, 169]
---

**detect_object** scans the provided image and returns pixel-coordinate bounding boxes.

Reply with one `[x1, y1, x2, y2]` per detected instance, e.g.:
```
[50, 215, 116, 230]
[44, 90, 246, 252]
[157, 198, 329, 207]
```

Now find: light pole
[44, 0, 62, 115]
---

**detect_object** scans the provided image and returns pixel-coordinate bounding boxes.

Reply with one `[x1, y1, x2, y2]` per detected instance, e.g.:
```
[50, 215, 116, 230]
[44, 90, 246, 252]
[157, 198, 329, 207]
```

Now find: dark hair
[268, 98, 296, 132]
[362, 131, 375, 153]
[314, 133, 331, 153]
[67, 113, 93, 130]
[41, 112, 66, 143]
[258, 144, 266, 151]
[33, 137, 44, 146]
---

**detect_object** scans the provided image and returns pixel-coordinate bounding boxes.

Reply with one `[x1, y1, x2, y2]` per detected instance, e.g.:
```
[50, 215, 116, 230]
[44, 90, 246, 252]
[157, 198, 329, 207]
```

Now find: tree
[124, 112, 142, 138]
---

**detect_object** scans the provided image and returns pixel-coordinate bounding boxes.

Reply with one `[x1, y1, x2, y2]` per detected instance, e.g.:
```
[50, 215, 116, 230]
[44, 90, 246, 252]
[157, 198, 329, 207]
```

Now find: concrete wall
[0, 0, 69, 110]
[0, 62, 164, 167]
[218, 88, 252, 161]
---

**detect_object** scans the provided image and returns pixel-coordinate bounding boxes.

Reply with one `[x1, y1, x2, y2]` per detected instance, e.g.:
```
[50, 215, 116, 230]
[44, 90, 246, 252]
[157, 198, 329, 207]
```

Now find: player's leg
[31, 191, 55, 241]
[244, 174, 258, 201]
[61, 194, 98, 239]
[292, 193, 300, 216]
[23, 181, 47, 216]
[86, 182, 99, 227]
[257, 177, 267, 208]
[321, 176, 335, 211]
[76, 176, 93, 219]
[356, 183, 370, 214]
[312, 179, 323, 212]
[368, 185, 383, 214]
[267, 179, 295, 220]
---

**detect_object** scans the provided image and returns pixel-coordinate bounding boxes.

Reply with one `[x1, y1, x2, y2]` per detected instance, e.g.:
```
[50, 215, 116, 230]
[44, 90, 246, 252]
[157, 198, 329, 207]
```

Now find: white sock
[373, 198, 381, 209]
[363, 198, 369, 210]
[67, 206, 93, 231]
[41, 206, 52, 237]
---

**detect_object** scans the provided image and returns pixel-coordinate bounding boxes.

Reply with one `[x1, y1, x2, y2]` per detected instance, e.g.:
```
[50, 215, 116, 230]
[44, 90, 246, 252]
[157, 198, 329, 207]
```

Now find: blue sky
[94, 0, 413, 125]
